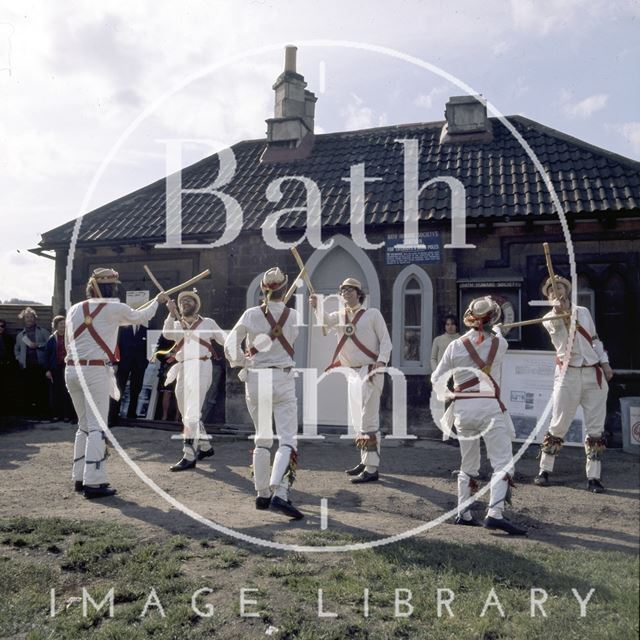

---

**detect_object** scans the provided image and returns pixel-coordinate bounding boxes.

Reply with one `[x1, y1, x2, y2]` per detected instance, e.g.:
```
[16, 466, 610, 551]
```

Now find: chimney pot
[284, 45, 297, 73]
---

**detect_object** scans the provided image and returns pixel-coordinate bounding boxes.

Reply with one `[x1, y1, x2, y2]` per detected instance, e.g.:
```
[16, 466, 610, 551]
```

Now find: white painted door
[305, 246, 370, 426]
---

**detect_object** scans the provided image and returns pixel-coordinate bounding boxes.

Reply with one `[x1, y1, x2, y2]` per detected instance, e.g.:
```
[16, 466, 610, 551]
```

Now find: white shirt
[162, 315, 227, 361]
[323, 305, 392, 367]
[431, 329, 508, 394]
[65, 298, 158, 362]
[543, 305, 608, 366]
[225, 302, 299, 369]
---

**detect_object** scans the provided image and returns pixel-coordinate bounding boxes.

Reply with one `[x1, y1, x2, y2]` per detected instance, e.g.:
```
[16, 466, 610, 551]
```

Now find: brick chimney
[440, 95, 493, 143]
[265, 45, 317, 154]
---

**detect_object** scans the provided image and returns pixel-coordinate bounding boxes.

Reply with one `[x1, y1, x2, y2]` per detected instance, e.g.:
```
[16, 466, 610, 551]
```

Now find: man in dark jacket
[45, 315, 75, 422]
[0, 319, 18, 416]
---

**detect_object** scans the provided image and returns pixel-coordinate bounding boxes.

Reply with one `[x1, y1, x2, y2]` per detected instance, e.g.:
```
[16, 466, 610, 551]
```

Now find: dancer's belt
[555, 358, 603, 388]
[453, 376, 506, 412]
[67, 359, 111, 366]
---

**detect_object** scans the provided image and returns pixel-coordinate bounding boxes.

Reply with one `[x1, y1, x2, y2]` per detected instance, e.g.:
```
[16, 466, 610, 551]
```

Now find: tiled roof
[39, 116, 640, 248]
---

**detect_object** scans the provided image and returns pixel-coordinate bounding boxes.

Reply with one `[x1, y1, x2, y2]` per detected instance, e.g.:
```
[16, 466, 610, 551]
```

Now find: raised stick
[143, 264, 165, 293]
[283, 266, 307, 304]
[543, 242, 569, 328]
[290, 247, 327, 335]
[137, 269, 211, 310]
[497, 312, 570, 330]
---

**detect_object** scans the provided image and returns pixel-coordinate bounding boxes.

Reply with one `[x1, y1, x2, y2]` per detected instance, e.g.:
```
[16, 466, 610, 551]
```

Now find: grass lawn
[0, 517, 637, 640]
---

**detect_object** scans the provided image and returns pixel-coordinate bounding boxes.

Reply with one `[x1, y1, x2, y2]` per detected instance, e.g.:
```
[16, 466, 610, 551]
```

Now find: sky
[1, 0, 638, 304]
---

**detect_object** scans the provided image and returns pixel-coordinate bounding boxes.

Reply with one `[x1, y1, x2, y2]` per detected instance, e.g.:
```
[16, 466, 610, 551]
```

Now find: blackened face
[179, 297, 197, 316]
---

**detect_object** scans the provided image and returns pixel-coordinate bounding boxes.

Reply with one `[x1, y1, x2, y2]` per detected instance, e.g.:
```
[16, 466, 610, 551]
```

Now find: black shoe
[345, 463, 365, 476]
[83, 485, 117, 499]
[197, 448, 215, 461]
[170, 458, 196, 472]
[483, 516, 527, 536]
[351, 470, 379, 484]
[255, 496, 272, 510]
[533, 471, 550, 487]
[74, 480, 83, 493]
[587, 479, 605, 493]
[270, 496, 304, 520]
[454, 515, 480, 527]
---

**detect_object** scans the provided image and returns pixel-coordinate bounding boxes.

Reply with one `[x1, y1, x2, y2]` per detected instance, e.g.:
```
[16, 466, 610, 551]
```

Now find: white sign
[500, 350, 584, 446]
[126, 290, 150, 309]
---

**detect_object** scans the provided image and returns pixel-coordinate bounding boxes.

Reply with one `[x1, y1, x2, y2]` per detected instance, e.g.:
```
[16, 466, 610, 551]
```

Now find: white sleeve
[374, 310, 392, 364]
[209, 319, 228, 347]
[117, 300, 159, 327]
[224, 313, 248, 367]
[162, 315, 183, 341]
[583, 309, 609, 364]
[431, 342, 455, 401]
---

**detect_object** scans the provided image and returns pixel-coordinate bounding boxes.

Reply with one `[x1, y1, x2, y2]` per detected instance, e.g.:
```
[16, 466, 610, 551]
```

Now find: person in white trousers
[310, 278, 392, 484]
[225, 267, 303, 520]
[162, 290, 227, 471]
[432, 296, 526, 536]
[66, 268, 167, 499]
[534, 275, 614, 493]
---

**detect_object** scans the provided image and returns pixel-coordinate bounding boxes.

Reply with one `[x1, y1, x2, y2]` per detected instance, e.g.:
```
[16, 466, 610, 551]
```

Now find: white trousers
[245, 368, 298, 499]
[454, 402, 514, 520]
[171, 359, 213, 460]
[66, 366, 112, 486]
[347, 367, 384, 468]
[539, 366, 608, 479]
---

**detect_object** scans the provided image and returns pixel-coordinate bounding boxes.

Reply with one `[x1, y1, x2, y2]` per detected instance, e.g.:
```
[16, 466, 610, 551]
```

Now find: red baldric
[72, 301, 120, 363]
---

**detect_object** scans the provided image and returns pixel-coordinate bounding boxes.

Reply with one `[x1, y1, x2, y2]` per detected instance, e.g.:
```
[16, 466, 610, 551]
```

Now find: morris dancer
[534, 275, 613, 492]
[162, 290, 227, 471]
[310, 278, 391, 484]
[225, 268, 303, 520]
[67, 268, 167, 498]
[432, 296, 526, 535]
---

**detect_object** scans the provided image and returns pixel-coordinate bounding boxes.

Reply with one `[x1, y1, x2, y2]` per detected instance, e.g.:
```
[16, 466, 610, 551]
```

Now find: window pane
[405, 276, 420, 292]
[404, 293, 421, 326]
[403, 328, 421, 362]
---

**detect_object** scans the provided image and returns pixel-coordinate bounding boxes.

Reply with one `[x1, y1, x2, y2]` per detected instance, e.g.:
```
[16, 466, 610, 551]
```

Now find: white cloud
[342, 94, 387, 130]
[413, 86, 448, 110]
[562, 93, 609, 119]
[609, 122, 640, 155]
[509, 0, 607, 36]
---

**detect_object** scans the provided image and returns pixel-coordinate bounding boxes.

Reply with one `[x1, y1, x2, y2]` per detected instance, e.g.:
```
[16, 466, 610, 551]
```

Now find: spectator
[0, 319, 18, 415]
[430, 314, 460, 371]
[155, 335, 180, 421]
[110, 324, 149, 421]
[14, 307, 49, 418]
[202, 343, 225, 424]
[429, 314, 460, 432]
[45, 315, 76, 422]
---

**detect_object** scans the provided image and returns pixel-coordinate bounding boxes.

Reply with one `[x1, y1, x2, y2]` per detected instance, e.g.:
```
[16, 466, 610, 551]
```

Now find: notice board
[500, 350, 584, 447]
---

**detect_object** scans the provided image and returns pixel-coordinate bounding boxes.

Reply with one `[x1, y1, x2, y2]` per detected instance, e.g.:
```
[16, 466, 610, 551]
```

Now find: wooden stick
[498, 312, 570, 330]
[290, 247, 314, 294]
[290, 247, 327, 335]
[89, 276, 103, 298]
[543, 243, 561, 302]
[543, 242, 570, 329]
[137, 269, 211, 310]
[143, 264, 185, 326]
[143, 264, 165, 293]
[283, 266, 307, 304]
